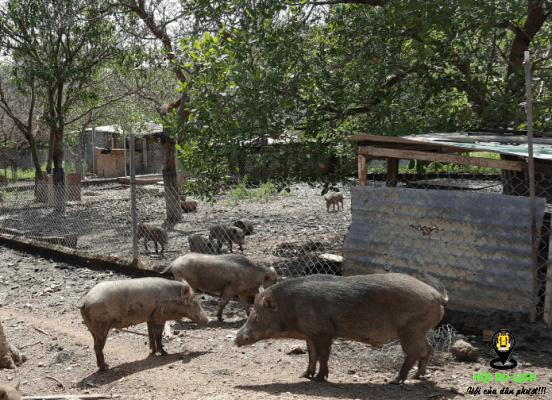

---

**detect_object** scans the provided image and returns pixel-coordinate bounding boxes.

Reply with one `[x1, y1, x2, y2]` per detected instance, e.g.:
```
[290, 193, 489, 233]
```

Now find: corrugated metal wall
[342, 186, 547, 313]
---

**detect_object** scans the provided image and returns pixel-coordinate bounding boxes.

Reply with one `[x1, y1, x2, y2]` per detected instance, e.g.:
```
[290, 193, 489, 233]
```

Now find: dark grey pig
[188, 234, 222, 255]
[0, 381, 21, 400]
[77, 277, 208, 371]
[162, 253, 278, 321]
[137, 222, 168, 254]
[235, 273, 447, 383]
[209, 224, 244, 252]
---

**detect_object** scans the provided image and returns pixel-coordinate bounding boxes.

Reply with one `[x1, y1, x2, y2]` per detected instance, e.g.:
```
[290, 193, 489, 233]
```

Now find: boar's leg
[147, 321, 167, 355]
[312, 336, 333, 382]
[153, 321, 167, 355]
[143, 239, 150, 254]
[393, 330, 431, 383]
[154, 241, 159, 254]
[414, 337, 432, 378]
[217, 289, 235, 321]
[91, 327, 110, 371]
[147, 322, 156, 354]
[301, 340, 317, 379]
[238, 295, 250, 316]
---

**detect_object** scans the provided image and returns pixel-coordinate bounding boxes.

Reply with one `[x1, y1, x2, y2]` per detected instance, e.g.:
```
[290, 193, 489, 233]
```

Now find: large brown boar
[77, 277, 208, 371]
[235, 273, 447, 383]
[162, 253, 278, 321]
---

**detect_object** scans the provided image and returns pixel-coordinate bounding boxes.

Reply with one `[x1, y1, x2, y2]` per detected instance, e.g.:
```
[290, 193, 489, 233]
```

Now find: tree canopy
[2, 0, 552, 196]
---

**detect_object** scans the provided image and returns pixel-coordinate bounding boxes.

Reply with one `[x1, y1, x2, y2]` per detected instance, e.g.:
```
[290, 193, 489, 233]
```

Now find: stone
[451, 339, 479, 361]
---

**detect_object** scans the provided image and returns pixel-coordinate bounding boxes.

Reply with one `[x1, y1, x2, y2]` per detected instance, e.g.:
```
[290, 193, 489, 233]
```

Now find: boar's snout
[235, 323, 261, 347]
[234, 330, 251, 347]
[192, 307, 209, 324]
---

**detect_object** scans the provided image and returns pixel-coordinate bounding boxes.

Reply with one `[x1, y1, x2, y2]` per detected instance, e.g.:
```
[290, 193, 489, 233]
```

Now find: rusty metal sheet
[342, 186, 547, 313]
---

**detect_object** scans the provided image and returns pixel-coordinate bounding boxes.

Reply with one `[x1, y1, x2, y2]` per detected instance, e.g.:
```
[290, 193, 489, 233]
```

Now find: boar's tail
[422, 273, 448, 304]
[75, 291, 89, 309]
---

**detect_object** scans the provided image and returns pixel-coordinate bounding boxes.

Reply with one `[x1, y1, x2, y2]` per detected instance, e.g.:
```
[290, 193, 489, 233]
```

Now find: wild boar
[181, 201, 198, 212]
[188, 234, 222, 255]
[235, 273, 448, 383]
[325, 192, 344, 212]
[77, 277, 208, 371]
[0, 381, 20, 400]
[137, 222, 168, 254]
[234, 220, 254, 235]
[162, 253, 278, 321]
[209, 224, 244, 252]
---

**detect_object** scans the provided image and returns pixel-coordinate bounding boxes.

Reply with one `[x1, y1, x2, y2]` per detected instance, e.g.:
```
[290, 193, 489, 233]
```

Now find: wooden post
[357, 154, 367, 185]
[92, 127, 96, 175]
[545, 222, 552, 328]
[123, 132, 127, 177]
[386, 158, 399, 187]
[66, 173, 81, 201]
[142, 137, 148, 173]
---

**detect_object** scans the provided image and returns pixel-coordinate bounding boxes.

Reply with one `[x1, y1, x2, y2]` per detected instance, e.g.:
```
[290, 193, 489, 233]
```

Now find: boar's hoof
[390, 375, 405, 384]
[314, 376, 327, 382]
[98, 363, 110, 372]
[301, 371, 315, 379]
[160, 350, 168, 356]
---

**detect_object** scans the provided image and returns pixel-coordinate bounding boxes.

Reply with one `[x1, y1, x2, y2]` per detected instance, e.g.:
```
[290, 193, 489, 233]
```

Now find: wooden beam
[357, 154, 367, 185]
[386, 158, 399, 187]
[358, 146, 552, 172]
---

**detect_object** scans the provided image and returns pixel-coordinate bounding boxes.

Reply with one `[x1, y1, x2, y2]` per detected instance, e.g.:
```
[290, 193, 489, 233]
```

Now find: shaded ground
[0, 246, 551, 400]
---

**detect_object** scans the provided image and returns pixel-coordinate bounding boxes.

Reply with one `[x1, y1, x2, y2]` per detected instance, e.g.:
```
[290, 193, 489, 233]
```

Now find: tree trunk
[506, 1, 546, 94]
[27, 133, 47, 202]
[52, 127, 65, 213]
[46, 127, 54, 174]
[162, 136, 182, 222]
[0, 318, 25, 369]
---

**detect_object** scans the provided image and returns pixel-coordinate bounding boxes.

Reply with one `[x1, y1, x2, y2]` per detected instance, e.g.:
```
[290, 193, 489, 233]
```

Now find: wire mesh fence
[0, 144, 550, 367]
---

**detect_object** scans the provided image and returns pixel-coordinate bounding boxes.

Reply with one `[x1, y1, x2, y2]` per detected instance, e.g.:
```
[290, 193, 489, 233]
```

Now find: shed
[347, 130, 552, 325]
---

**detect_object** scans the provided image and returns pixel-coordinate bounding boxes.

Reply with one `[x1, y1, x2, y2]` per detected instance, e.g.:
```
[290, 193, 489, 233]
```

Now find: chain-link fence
[0, 141, 550, 368]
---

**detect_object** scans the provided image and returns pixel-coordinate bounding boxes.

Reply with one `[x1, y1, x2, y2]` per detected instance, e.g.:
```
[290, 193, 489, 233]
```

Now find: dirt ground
[0, 181, 353, 274]
[0, 245, 552, 400]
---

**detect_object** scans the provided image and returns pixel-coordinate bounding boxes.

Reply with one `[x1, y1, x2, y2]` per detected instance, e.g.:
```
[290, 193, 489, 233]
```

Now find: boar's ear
[258, 285, 265, 294]
[263, 271, 272, 282]
[15, 380, 20, 391]
[181, 285, 192, 300]
[262, 294, 277, 311]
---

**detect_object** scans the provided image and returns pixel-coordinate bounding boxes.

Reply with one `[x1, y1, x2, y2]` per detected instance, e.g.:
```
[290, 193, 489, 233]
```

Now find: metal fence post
[130, 133, 138, 265]
[525, 51, 538, 323]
